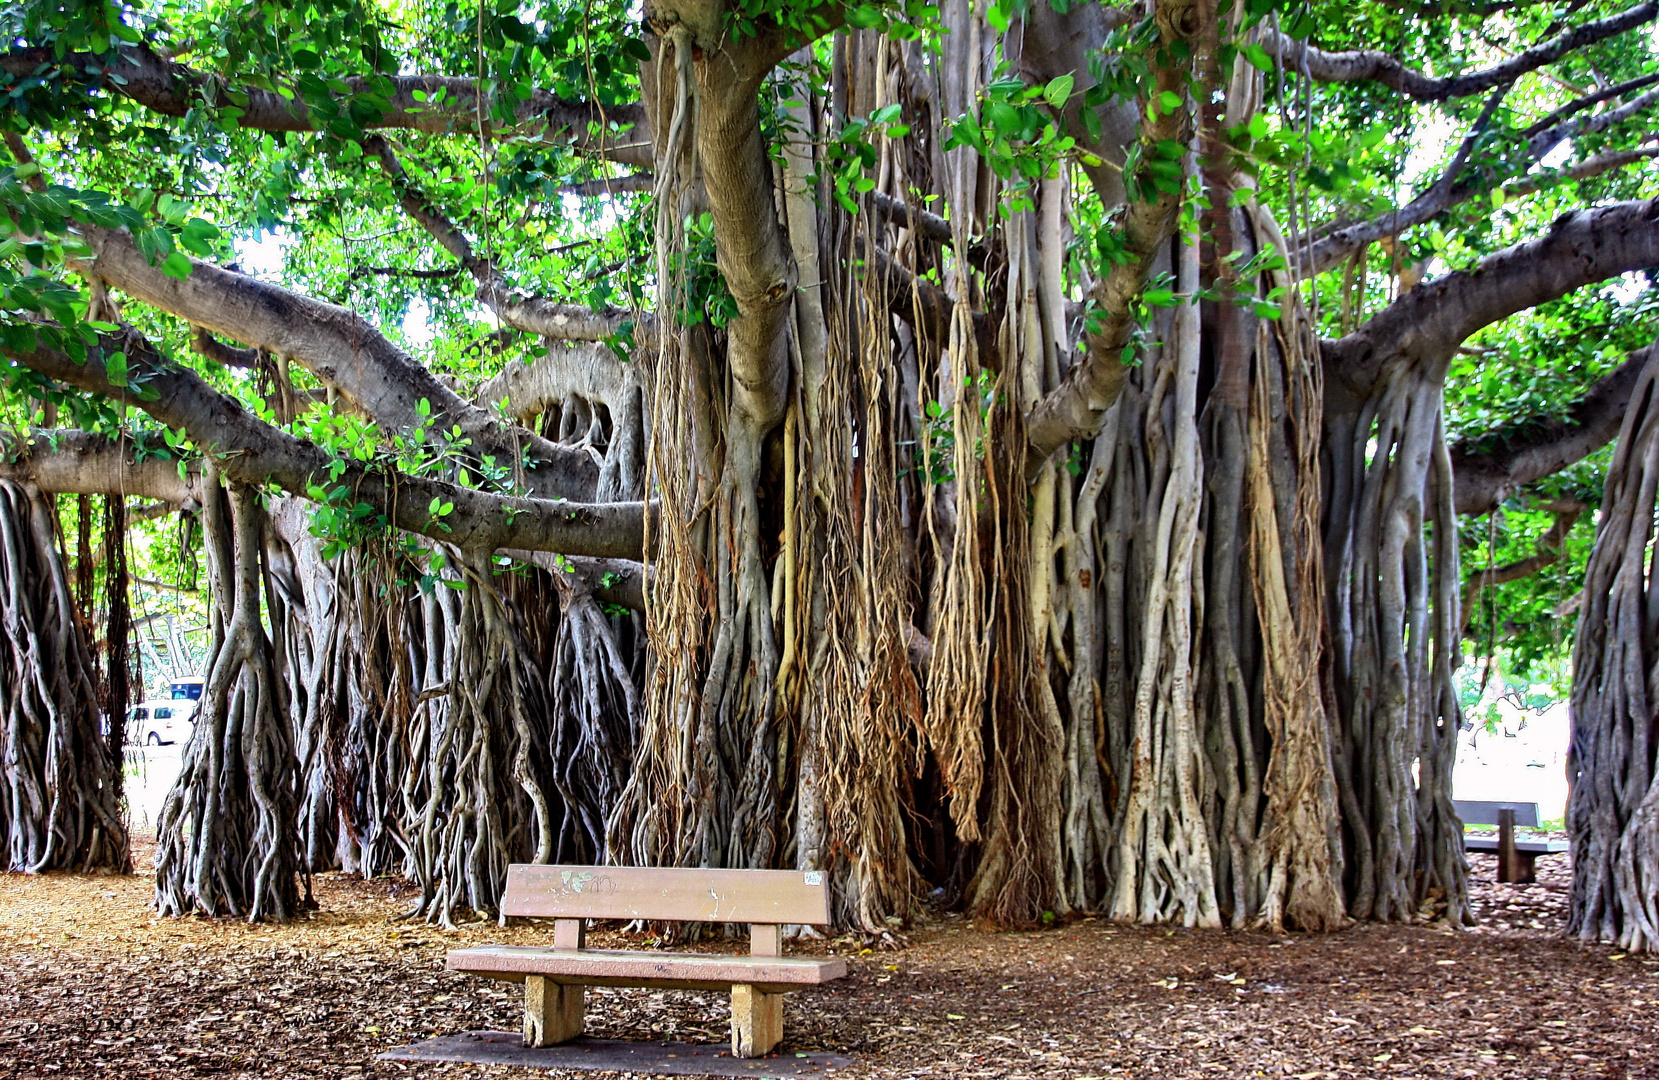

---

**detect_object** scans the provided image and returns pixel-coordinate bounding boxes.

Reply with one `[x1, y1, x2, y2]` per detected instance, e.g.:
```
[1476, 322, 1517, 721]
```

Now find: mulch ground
[2, 839, 1655, 1079]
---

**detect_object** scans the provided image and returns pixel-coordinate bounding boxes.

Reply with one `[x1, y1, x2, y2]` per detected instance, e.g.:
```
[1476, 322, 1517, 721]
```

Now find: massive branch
[0, 429, 649, 605]
[1323, 197, 1659, 410]
[4, 331, 646, 559]
[2, 43, 652, 166]
[1261, 1, 1659, 102]
[75, 226, 601, 500]
[0, 429, 200, 503]
[1451, 343, 1654, 515]
[681, 10, 797, 429]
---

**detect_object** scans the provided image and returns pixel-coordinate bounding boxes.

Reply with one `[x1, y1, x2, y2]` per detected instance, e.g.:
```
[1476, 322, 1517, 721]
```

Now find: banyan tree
[0, 0, 1657, 939]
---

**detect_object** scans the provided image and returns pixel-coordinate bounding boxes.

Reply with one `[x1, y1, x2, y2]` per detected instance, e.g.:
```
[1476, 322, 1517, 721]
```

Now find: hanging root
[0, 481, 128, 873]
[612, 26, 712, 873]
[1322, 349, 1468, 925]
[1246, 279, 1346, 933]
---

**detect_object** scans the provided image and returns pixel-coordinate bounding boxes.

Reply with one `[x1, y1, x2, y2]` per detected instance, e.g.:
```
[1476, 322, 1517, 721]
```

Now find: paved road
[124, 743, 184, 834]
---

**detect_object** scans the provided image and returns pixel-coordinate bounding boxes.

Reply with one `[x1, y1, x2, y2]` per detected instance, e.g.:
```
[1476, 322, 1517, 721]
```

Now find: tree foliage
[0, 0, 1654, 940]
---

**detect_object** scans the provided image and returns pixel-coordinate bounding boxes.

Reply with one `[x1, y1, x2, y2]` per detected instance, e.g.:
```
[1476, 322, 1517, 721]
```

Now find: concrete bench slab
[448, 944, 847, 992]
[1454, 801, 1568, 884]
[379, 1031, 854, 1077]
[1462, 837, 1569, 855]
[448, 865, 845, 1058]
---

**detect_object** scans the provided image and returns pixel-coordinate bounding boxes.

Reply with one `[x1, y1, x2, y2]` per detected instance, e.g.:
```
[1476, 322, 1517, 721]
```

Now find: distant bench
[447, 865, 847, 1057]
[1455, 800, 1569, 885]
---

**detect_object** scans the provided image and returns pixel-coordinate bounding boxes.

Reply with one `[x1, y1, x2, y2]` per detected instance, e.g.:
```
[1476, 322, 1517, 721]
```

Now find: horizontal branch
[1, 44, 652, 166]
[484, 291, 646, 343]
[1305, 91, 1659, 273]
[190, 327, 259, 369]
[1451, 343, 1653, 514]
[1521, 72, 1659, 141]
[0, 429, 200, 503]
[1506, 146, 1659, 197]
[1261, 1, 1658, 101]
[1324, 197, 1659, 408]
[5, 330, 646, 559]
[868, 191, 954, 245]
[77, 226, 601, 500]
[1527, 85, 1659, 160]
[559, 174, 656, 196]
[1305, 86, 1505, 273]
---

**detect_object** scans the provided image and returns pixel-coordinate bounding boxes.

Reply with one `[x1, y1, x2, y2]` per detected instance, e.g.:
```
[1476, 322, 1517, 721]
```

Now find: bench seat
[448, 944, 846, 993]
[1463, 836, 1569, 856]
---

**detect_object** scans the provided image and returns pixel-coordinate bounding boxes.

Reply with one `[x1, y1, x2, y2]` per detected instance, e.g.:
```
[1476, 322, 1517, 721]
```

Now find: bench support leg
[524, 976, 583, 1047]
[1498, 809, 1520, 884]
[730, 983, 782, 1057]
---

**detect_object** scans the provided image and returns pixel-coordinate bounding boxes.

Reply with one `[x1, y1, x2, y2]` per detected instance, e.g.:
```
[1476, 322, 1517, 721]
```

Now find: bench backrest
[500, 865, 832, 925]
[1454, 799, 1540, 827]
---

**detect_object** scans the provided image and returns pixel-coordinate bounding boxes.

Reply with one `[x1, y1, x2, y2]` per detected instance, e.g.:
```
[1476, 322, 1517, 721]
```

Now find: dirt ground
[2, 840, 1655, 1080]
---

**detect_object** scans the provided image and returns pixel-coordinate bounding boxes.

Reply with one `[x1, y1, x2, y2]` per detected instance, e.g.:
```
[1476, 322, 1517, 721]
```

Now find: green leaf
[104, 351, 128, 388]
[1158, 91, 1184, 115]
[1043, 74, 1074, 109]
[179, 217, 220, 256]
[161, 251, 194, 279]
[1242, 43, 1273, 72]
[1082, 106, 1103, 141]
[984, 100, 1022, 136]
[847, 4, 884, 28]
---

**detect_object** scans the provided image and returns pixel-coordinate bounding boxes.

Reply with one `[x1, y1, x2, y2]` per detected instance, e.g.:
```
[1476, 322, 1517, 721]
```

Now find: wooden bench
[1455, 800, 1569, 884]
[447, 865, 847, 1058]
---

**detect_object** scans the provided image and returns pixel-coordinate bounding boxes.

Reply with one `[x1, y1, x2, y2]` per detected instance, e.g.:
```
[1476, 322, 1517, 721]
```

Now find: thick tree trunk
[0, 482, 129, 873]
[1569, 350, 1659, 952]
[154, 474, 303, 919]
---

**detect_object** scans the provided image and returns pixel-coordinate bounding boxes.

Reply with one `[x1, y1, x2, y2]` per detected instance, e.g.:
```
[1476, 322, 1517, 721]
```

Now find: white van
[128, 699, 195, 746]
